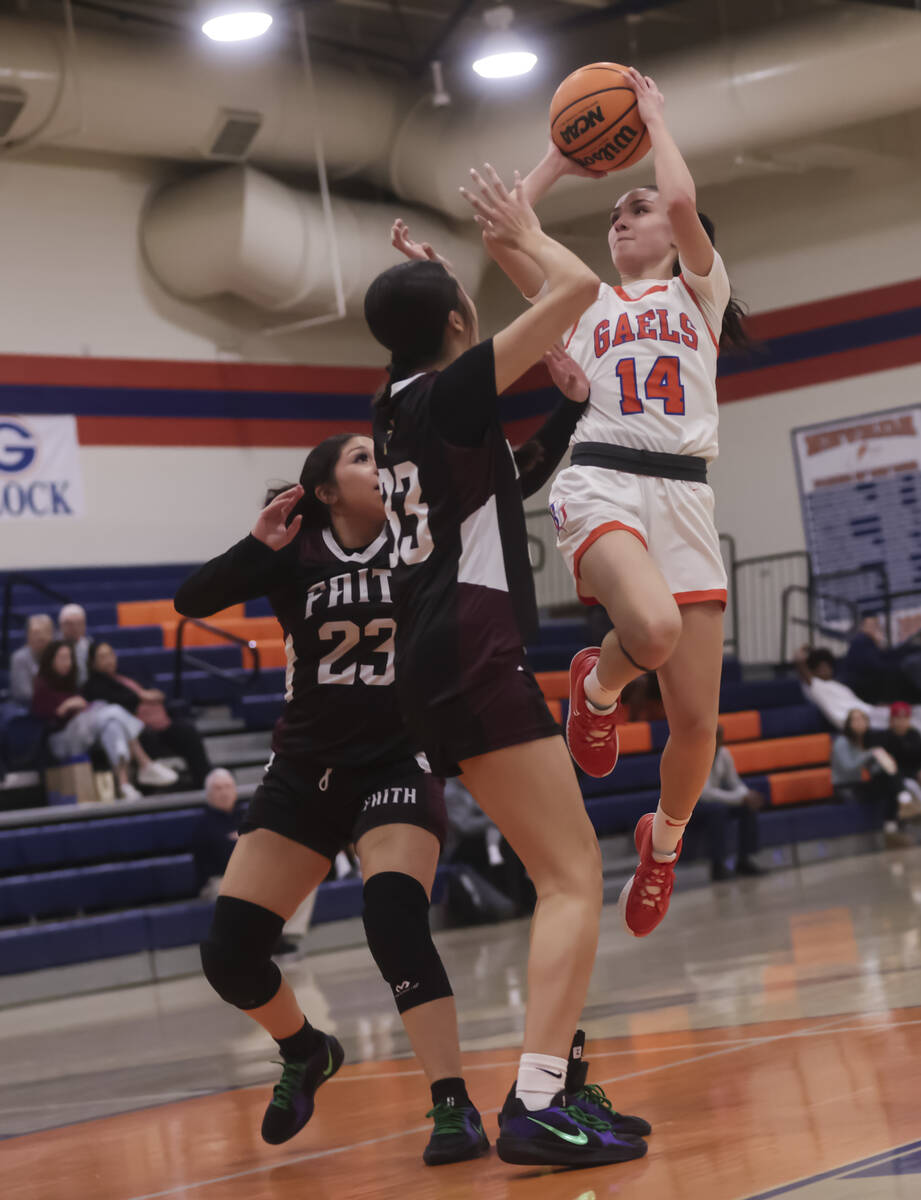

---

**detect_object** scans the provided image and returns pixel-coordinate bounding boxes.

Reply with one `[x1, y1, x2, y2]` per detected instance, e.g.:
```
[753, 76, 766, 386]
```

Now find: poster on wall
[792, 405, 921, 639]
[0, 415, 85, 521]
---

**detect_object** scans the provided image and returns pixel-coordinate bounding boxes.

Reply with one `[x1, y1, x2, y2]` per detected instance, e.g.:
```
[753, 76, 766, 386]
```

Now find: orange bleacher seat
[617, 722, 653, 754]
[118, 600, 244, 628]
[768, 767, 833, 807]
[719, 710, 762, 743]
[729, 733, 831, 776]
[257, 641, 289, 671]
[535, 671, 569, 701]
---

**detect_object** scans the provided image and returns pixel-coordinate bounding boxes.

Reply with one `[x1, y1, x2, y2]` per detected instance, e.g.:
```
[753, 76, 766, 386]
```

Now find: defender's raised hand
[391, 219, 453, 272]
[252, 484, 304, 551]
[459, 163, 540, 248]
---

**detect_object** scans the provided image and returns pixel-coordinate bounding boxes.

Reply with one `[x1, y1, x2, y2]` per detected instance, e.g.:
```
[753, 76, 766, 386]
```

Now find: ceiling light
[472, 6, 536, 80]
[202, 8, 273, 42]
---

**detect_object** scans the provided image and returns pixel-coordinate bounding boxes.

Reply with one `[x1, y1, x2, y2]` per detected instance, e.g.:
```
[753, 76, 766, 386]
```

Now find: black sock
[431, 1076, 471, 1108]
[276, 1018, 325, 1063]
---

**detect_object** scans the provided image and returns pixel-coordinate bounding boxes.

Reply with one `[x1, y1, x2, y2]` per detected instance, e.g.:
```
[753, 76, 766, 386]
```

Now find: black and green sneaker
[565, 1029, 652, 1138]
[261, 1032, 344, 1145]
[423, 1100, 490, 1166]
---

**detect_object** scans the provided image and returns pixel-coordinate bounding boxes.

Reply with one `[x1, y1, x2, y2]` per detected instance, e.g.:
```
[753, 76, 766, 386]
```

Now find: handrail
[527, 533, 545, 574]
[719, 532, 738, 654]
[780, 584, 861, 661]
[1, 573, 72, 660]
[779, 563, 889, 662]
[172, 617, 261, 701]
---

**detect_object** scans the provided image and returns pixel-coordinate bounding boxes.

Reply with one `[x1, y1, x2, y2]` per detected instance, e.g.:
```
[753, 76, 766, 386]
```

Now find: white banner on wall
[793, 408, 921, 493]
[0, 415, 84, 521]
[792, 405, 921, 639]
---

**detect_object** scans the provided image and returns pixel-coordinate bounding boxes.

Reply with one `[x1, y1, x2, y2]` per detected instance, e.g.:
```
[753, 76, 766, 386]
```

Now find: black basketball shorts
[239, 752, 447, 862]
[400, 651, 562, 778]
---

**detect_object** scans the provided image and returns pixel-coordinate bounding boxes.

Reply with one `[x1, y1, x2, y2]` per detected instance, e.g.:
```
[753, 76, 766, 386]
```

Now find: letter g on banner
[0, 421, 37, 473]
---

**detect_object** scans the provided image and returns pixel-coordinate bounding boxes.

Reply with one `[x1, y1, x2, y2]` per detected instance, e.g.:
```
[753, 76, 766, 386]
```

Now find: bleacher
[0, 565, 898, 982]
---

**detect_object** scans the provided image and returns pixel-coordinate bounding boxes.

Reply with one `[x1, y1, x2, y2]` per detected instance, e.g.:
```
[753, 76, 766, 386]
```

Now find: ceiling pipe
[141, 164, 487, 316]
[2, 5, 920, 214]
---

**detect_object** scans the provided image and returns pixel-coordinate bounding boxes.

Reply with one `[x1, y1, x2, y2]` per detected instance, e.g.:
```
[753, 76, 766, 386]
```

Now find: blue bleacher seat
[0, 910, 150, 975]
[0, 808, 206, 873]
[147, 900, 215, 949]
[236, 695, 283, 729]
[719, 678, 804, 712]
[0, 854, 197, 922]
[760, 704, 828, 739]
[312, 877, 363, 924]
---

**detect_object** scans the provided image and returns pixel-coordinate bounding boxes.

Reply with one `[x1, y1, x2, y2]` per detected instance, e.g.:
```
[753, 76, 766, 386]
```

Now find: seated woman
[831, 708, 911, 849]
[84, 641, 212, 787]
[31, 641, 178, 801]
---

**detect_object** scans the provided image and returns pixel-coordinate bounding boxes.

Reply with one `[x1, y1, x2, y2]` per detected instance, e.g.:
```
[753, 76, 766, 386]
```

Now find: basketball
[550, 61, 650, 175]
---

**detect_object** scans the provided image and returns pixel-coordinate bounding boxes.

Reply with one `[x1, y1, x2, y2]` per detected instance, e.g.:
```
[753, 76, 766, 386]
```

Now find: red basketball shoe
[618, 813, 682, 938]
[566, 648, 622, 778]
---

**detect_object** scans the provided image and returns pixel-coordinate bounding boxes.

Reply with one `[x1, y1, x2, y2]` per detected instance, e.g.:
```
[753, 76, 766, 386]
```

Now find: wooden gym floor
[4, 847, 921, 1199]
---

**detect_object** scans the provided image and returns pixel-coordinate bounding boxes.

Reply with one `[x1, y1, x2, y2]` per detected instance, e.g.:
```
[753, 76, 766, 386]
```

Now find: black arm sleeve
[428, 339, 498, 447]
[515, 397, 585, 499]
[174, 535, 297, 617]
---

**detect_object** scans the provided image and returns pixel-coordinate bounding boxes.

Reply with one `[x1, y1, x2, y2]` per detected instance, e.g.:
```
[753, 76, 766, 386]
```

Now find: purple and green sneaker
[261, 1032, 344, 1145]
[495, 1086, 647, 1168]
[423, 1101, 490, 1166]
[566, 1029, 652, 1138]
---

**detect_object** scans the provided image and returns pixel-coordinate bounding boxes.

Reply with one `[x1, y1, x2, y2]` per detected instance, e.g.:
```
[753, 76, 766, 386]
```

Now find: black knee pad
[200, 895, 284, 1011]
[362, 872, 452, 1014]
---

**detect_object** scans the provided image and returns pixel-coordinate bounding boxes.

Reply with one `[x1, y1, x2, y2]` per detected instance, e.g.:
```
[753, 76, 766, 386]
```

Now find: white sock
[884, 820, 898, 834]
[516, 1052, 568, 1111]
[584, 665, 619, 714]
[651, 802, 688, 861]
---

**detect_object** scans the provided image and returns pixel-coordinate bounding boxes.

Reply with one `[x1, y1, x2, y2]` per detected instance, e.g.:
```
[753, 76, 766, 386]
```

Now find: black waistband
[571, 442, 708, 483]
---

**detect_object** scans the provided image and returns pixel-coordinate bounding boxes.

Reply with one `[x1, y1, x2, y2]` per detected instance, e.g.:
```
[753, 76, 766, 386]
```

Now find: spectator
[869, 702, 921, 819]
[693, 726, 766, 881]
[58, 603, 91, 686]
[842, 615, 921, 703]
[84, 641, 212, 787]
[193, 768, 241, 894]
[9, 613, 55, 706]
[793, 644, 921, 731]
[32, 640, 178, 801]
[831, 708, 911, 849]
[443, 778, 532, 920]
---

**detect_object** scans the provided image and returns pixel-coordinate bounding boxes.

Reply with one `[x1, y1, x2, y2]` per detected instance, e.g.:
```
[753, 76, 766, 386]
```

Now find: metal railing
[731, 551, 812, 666]
[719, 533, 738, 655]
[172, 617, 262, 702]
[1, 573, 72, 660]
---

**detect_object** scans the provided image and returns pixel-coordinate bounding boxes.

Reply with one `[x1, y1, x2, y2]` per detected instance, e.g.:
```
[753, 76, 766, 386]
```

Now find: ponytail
[364, 260, 466, 406]
[678, 210, 751, 353]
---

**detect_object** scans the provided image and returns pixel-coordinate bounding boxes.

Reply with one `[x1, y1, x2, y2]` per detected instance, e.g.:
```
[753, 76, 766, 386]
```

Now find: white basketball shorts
[548, 464, 727, 607]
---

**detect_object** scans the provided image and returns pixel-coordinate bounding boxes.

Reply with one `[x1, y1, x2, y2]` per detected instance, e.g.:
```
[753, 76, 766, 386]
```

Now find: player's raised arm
[625, 68, 713, 277]
[483, 140, 597, 300]
[460, 164, 599, 394]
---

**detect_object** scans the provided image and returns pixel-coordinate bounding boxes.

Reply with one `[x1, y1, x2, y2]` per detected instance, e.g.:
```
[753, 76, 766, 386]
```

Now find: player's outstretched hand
[460, 163, 540, 248]
[625, 67, 665, 125]
[391, 219, 453, 273]
[543, 343, 590, 405]
[252, 484, 304, 551]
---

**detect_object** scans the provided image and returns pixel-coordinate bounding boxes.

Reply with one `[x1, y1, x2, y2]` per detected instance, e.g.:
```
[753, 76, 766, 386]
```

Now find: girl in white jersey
[487, 69, 749, 939]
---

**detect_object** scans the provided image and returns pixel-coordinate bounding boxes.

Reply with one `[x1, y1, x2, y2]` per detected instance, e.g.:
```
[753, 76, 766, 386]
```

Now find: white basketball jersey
[564, 252, 730, 461]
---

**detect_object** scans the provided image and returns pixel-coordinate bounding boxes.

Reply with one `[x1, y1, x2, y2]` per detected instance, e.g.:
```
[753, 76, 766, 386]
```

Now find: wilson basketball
[550, 62, 650, 175]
